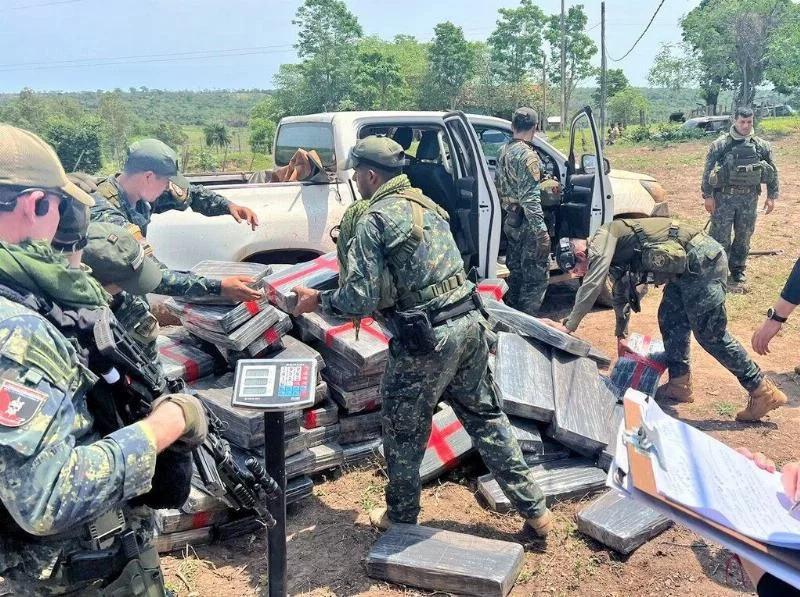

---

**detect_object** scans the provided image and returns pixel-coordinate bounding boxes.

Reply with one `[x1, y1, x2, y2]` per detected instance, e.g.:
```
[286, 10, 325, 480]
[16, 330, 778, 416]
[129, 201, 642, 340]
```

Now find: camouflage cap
[0, 124, 95, 207]
[345, 136, 407, 170]
[124, 138, 189, 190]
[83, 222, 162, 295]
[512, 107, 538, 128]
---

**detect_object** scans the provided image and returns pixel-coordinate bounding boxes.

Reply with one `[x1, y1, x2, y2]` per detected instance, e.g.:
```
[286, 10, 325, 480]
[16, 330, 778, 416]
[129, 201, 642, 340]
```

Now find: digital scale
[231, 358, 317, 597]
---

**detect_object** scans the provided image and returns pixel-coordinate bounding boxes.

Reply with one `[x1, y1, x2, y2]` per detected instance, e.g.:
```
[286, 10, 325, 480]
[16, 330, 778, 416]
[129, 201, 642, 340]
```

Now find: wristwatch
[767, 307, 788, 323]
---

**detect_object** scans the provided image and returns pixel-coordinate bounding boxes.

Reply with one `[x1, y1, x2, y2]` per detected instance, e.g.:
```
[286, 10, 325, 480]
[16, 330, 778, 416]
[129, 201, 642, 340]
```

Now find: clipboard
[621, 396, 800, 579]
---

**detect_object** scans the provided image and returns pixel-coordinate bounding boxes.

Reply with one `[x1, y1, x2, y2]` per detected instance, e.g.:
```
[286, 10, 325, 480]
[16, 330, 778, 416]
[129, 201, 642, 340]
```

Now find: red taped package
[264, 252, 339, 312]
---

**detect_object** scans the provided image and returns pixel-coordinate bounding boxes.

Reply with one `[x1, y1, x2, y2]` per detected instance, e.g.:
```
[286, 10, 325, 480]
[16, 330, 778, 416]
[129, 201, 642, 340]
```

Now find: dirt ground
[161, 132, 800, 596]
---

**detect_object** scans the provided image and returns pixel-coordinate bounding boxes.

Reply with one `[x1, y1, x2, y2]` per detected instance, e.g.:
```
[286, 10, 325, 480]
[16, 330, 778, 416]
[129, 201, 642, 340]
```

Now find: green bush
[630, 126, 652, 142]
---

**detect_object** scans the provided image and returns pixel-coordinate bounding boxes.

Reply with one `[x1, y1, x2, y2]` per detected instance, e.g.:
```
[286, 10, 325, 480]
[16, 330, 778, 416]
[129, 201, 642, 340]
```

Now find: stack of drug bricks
[366, 303, 674, 597]
[151, 261, 318, 553]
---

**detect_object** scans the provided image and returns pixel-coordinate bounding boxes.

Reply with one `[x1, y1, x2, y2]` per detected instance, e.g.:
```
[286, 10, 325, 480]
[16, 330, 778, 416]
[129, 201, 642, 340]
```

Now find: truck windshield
[274, 123, 335, 167]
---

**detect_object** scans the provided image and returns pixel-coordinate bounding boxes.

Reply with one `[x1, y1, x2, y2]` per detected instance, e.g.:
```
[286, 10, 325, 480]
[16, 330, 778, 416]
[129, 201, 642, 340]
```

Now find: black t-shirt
[780, 258, 800, 305]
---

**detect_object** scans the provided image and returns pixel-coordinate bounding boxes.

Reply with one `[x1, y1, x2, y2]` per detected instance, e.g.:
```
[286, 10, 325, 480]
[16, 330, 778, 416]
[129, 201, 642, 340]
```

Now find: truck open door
[442, 111, 501, 279]
[560, 106, 614, 240]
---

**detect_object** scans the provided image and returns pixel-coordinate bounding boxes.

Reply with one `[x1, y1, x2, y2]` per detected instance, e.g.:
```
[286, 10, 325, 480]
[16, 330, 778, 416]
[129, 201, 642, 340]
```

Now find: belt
[720, 185, 757, 195]
[429, 292, 483, 326]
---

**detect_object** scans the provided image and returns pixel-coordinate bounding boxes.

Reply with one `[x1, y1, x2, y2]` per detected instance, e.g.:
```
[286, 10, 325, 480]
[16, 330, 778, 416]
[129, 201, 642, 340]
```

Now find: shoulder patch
[0, 380, 45, 427]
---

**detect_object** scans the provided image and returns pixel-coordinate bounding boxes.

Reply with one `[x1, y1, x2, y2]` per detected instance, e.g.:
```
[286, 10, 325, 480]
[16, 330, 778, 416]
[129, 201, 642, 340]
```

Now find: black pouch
[390, 308, 438, 355]
[504, 204, 523, 228]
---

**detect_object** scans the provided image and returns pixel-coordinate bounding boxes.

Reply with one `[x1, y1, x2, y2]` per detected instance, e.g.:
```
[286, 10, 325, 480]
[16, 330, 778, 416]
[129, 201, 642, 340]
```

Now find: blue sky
[0, 0, 700, 92]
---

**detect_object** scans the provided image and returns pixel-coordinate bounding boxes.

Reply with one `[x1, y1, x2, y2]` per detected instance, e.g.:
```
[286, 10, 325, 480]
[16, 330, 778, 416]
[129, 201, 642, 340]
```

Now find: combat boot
[655, 373, 693, 403]
[526, 508, 554, 538]
[736, 378, 788, 422]
[369, 507, 392, 531]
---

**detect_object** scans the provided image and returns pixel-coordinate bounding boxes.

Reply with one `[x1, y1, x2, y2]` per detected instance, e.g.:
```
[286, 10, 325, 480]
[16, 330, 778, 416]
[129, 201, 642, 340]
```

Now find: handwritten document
[643, 400, 800, 548]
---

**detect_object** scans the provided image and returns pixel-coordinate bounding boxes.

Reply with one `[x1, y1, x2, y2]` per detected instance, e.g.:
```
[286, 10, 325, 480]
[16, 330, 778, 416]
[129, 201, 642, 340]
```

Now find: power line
[0, 45, 296, 72]
[607, 0, 667, 62]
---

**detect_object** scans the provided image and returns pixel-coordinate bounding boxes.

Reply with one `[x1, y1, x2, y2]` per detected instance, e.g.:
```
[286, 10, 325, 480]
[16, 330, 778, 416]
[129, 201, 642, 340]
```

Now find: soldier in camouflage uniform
[292, 136, 553, 537]
[86, 139, 263, 303]
[702, 107, 779, 284]
[554, 217, 787, 421]
[494, 107, 551, 315]
[0, 124, 207, 595]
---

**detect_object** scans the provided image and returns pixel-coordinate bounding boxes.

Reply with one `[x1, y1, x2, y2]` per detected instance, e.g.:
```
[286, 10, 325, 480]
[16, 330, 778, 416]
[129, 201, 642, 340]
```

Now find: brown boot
[736, 378, 788, 422]
[526, 508, 553, 538]
[655, 373, 693, 403]
[369, 507, 392, 531]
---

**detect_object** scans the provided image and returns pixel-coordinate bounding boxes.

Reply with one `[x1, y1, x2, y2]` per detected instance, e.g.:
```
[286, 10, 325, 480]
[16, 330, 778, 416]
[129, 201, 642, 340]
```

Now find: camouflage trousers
[504, 219, 550, 316]
[380, 310, 547, 524]
[657, 233, 763, 392]
[708, 191, 759, 277]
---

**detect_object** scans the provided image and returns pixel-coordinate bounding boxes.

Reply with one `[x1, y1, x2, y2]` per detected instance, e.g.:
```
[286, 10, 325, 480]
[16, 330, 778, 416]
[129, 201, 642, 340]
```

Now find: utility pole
[560, 0, 566, 135]
[542, 51, 547, 134]
[600, 1, 607, 148]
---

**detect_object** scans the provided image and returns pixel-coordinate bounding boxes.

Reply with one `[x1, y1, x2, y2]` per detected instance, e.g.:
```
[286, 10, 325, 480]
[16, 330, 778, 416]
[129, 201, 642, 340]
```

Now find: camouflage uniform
[90, 177, 224, 298]
[0, 257, 162, 595]
[320, 173, 547, 524]
[702, 129, 779, 279]
[495, 139, 550, 315]
[564, 218, 763, 392]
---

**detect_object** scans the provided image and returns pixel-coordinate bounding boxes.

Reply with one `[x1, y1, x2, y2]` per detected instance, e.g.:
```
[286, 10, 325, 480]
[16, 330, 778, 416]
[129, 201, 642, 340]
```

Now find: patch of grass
[712, 401, 737, 418]
[759, 116, 800, 137]
[359, 482, 382, 512]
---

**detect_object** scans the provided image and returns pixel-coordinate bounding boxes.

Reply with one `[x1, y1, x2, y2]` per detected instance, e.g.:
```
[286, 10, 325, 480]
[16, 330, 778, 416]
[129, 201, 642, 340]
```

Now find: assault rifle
[93, 308, 280, 526]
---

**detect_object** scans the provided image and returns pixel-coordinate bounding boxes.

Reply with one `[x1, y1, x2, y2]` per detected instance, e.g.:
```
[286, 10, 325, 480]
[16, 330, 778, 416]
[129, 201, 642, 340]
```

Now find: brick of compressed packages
[153, 526, 212, 554]
[338, 410, 382, 445]
[264, 253, 339, 312]
[343, 437, 383, 466]
[577, 490, 672, 554]
[548, 352, 616, 457]
[156, 335, 216, 383]
[328, 381, 382, 414]
[495, 333, 554, 423]
[300, 423, 341, 448]
[303, 400, 340, 429]
[309, 442, 344, 474]
[610, 333, 668, 397]
[181, 305, 280, 351]
[478, 458, 606, 512]
[507, 416, 544, 454]
[522, 441, 572, 466]
[295, 311, 390, 369]
[477, 278, 509, 302]
[597, 403, 624, 472]
[163, 297, 273, 334]
[366, 524, 524, 597]
[419, 404, 473, 483]
[181, 260, 272, 305]
[218, 311, 292, 363]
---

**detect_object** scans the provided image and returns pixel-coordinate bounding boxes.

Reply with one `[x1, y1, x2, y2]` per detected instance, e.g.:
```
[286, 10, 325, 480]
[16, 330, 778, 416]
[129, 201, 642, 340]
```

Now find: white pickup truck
[148, 108, 668, 280]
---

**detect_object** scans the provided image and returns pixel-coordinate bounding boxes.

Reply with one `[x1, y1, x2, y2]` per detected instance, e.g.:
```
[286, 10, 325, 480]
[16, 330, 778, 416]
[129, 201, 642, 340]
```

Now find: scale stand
[231, 358, 318, 597]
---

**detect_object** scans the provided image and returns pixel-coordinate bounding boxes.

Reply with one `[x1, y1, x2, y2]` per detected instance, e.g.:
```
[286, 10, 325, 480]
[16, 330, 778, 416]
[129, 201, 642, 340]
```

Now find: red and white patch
[0, 380, 45, 427]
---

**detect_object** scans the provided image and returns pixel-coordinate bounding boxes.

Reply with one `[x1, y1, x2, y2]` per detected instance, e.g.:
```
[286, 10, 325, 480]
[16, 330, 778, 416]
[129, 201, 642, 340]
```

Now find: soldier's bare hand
[229, 203, 259, 230]
[539, 317, 569, 334]
[292, 286, 320, 315]
[220, 275, 262, 302]
[764, 198, 775, 215]
[782, 462, 800, 505]
[704, 196, 716, 215]
[735, 447, 777, 473]
[751, 319, 781, 355]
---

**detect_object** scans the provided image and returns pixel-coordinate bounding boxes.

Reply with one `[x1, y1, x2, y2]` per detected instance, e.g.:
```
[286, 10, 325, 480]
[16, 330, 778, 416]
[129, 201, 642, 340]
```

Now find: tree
[153, 122, 189, 149]
[356, 35, 429, 109]
[488, 0, 546, 85]
[249, 118, 276, 156]
[648, 43, 699, 90]
[592, 68, 629, 106]
[292, 0, 363, 112]
[421, 22, 475, 110]
[682, 0, 793, 108]
[352, 50, 404, 109]
[203, 123, 232, 169]
[607, 87, 649, 127]
[765, 4, 800, 93]
[98, 92, 132, 166]
[41, 116, 103, 174]
[544, 4, 597, 114]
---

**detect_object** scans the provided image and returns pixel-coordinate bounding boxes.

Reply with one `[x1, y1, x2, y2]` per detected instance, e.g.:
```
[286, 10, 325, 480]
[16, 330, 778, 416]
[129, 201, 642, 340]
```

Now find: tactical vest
[96, 180, 153, 237]
[496, 139, 541, 210]
[621, 219, 687, 283]
[724, 139, 763, 186]
[366, 191, 464, 309]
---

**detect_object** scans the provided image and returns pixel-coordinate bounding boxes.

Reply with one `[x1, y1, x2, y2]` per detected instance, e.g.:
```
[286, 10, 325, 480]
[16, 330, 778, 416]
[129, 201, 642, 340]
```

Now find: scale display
[231, 358, 317, 411]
